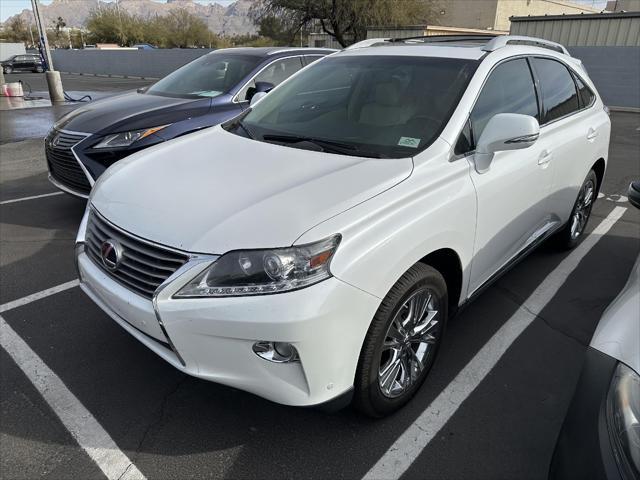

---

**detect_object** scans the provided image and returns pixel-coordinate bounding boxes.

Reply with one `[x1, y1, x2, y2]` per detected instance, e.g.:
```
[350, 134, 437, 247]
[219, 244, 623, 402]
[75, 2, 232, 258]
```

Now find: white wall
[0, 43, 27, 61]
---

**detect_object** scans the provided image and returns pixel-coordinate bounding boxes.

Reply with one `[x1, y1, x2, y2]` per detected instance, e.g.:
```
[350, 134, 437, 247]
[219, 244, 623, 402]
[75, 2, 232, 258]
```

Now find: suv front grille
[45, 130, 91, 195]
[85, 210, 190, 299]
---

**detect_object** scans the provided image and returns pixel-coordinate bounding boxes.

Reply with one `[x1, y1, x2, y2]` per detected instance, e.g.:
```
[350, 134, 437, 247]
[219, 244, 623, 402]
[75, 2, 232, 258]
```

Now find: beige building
[434, 0, 600, 32]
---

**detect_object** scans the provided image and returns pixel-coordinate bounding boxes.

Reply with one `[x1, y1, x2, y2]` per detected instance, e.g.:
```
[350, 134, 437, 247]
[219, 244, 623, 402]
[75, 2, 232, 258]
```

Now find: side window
[238, 57, 304, 102]
[531, 58, 580, 123]
[574, 75, 595, 109]
[470, 58, 538, 144]
[304, 55, 324, 66]
[454, 119, 473, 156]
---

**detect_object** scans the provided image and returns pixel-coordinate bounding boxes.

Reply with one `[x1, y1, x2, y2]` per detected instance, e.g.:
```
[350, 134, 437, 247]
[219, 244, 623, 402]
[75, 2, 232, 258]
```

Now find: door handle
[587, 128, 598, 140]
[538, 150, 553, 166]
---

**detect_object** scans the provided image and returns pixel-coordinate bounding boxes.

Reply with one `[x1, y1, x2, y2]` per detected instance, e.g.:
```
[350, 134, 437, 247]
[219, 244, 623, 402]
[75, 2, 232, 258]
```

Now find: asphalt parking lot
[0, 77, 639, 479]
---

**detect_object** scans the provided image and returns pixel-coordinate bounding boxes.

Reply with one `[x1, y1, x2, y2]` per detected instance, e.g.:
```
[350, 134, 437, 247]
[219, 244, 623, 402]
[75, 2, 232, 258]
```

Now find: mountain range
[3, 0, 258, 36]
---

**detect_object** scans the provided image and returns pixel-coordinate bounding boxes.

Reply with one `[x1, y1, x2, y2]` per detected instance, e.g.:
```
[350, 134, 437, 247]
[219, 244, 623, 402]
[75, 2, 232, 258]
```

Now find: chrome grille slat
[90, 220, 185, 266]
[46, 130, 91, 195]
[85, 210, 190, 299]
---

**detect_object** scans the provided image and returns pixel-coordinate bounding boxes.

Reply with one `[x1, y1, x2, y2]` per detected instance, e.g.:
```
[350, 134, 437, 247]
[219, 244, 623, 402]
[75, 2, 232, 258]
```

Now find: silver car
[549, 181, 640, 480]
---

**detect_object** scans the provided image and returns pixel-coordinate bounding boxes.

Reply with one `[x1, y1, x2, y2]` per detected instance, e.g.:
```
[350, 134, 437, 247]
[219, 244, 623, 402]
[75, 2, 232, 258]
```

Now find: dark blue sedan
[46, 46, 335, 198]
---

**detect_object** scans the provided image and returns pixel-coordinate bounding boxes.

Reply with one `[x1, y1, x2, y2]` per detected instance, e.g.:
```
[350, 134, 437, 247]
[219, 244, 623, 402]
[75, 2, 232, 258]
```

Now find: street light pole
[30, 0, 65, 102]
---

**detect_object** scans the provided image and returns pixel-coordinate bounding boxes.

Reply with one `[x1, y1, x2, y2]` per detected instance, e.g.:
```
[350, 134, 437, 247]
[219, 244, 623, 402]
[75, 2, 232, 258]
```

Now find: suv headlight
[175, 235, 340, 298]
[606, 362, 640, 479]
[93, 125, 170, 148]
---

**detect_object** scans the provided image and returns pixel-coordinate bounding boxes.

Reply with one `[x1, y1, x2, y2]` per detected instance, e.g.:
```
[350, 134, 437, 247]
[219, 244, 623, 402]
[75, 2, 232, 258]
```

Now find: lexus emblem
[100, 239, 123, 271]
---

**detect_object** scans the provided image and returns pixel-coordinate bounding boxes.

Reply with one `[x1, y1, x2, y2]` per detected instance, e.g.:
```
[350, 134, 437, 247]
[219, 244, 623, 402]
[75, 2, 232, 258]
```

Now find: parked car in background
[550, 181, 640, 480]
[75, 35, 610, 416]
[46, 46, 335, 198]
[133, 43, 156, 50]
[1, 54, 44, 74]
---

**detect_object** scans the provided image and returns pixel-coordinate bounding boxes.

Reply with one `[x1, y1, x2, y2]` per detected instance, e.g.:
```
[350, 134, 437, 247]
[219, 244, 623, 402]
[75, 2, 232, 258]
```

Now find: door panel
[530, 57, 604, 223]
[466, 58, 554, 294]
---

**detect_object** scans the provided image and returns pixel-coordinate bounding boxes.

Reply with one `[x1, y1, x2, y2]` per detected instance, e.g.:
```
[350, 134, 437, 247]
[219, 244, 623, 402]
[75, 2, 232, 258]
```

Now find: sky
[0, 0, 609, 23]
[0, 0, 237, 22]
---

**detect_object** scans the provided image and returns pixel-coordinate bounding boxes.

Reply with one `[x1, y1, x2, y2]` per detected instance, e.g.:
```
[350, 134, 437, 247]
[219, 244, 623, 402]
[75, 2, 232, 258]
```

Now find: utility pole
[30, 0, 64, 102]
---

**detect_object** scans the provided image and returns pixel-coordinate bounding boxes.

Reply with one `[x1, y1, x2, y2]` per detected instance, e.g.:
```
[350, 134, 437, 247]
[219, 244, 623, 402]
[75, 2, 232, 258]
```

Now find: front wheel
[354, 264, 448, 417]
[3, 66, 12, 74]
[34, 65, 44, 73]
[555, 170, 598, 249]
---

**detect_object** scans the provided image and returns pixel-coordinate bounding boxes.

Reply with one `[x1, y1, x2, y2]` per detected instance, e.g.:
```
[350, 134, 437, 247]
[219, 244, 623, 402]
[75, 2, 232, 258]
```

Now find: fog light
[253, 341, 299, 363]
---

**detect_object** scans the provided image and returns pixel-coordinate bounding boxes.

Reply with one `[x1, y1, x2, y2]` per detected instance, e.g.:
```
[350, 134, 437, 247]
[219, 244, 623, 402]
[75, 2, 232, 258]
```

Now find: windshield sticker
[398, 137, 421, 148]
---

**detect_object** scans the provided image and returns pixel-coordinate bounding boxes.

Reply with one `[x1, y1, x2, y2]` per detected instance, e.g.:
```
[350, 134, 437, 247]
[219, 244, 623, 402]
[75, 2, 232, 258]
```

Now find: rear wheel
[556, 170, 598, 249]
[34, 65, 44, 73]
[354, 264, 447, 417]
[3, 65, 12, 74]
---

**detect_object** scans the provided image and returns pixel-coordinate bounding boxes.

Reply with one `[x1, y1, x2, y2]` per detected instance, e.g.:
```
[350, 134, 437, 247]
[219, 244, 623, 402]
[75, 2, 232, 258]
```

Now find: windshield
[238, 55, 478, 158]
[147, 52, 262, 99]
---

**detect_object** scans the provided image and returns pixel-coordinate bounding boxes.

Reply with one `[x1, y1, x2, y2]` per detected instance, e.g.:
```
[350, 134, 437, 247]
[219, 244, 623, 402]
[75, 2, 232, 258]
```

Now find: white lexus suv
[75, 35, 610, 417]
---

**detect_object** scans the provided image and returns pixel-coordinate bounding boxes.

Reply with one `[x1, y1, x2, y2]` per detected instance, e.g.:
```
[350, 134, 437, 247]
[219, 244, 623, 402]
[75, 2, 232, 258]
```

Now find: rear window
[575, 75, 595, 108]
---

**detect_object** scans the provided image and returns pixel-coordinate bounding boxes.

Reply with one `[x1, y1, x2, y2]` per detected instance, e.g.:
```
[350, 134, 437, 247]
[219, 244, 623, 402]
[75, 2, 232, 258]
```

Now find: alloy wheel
[570, 179, 595, 239]
[378, 288, 440, 398]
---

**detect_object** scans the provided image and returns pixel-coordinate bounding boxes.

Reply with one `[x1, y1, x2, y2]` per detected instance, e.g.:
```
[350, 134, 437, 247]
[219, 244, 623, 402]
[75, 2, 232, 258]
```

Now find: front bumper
[77, 242, 380, 407]
[548, 348, 623, 480]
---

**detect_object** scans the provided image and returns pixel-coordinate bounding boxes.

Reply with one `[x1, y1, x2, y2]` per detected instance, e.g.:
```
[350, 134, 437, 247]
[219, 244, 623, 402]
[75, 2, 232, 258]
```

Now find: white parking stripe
[0, 279, 79, 313]
[363, 206, 627, 480]
[0, 315, 146, 480]
[0, 191, 63, 205]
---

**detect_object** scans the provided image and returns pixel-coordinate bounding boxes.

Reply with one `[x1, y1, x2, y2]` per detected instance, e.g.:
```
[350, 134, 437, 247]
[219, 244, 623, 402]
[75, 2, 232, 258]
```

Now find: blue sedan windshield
[147, 52, 261, 98]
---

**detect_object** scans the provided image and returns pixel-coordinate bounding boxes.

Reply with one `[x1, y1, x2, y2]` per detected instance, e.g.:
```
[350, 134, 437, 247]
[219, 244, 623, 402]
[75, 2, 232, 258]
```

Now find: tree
[157, 9, 210, 48]
[3, 17, 29, 44]
[253, 0, 436, 48]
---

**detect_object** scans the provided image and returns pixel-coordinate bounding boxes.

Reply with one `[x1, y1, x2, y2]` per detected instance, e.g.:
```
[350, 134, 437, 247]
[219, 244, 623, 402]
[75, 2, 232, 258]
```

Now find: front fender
[296, 141, 477, 304]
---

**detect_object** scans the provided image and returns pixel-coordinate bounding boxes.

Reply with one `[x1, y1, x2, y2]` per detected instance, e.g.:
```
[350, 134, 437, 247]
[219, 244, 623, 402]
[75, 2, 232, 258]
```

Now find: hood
[591, 255, 640, 373]
[59, 92, 211, 135]
[91, 127, 413, 254]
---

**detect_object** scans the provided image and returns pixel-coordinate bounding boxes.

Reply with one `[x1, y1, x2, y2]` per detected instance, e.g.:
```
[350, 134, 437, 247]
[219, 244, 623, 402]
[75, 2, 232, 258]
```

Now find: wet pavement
[0, 73, 154, 144]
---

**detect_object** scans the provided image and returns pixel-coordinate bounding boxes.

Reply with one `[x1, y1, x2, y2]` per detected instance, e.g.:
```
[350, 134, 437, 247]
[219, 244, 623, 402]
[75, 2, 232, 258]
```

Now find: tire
[3, 66, 12, 74]
[34, 65, 44, 73]
[354, 263, 448, 417]
[555, 170, 598, 250]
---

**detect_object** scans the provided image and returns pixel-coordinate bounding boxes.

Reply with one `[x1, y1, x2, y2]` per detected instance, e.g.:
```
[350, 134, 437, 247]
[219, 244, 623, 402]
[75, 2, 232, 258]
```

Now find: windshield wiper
[262, 134, 386, 158]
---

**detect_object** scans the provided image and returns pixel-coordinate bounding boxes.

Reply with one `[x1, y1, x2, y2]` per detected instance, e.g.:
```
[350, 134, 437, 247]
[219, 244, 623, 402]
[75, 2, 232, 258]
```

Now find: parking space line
[0, 280, 79, 313]
[363, 206, 627, 480]
[0, 314, 146, 480]
[0, 191, 64, 205]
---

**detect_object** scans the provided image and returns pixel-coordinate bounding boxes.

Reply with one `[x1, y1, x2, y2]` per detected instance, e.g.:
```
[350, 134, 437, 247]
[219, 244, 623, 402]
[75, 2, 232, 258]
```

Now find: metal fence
[511, 12, 640, 108]
[510, 11, 640, 46]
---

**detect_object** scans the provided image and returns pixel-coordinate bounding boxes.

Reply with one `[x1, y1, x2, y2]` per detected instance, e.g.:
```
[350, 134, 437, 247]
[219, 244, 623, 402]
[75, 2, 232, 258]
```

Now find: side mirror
[474, 113, 539, 174]
[628, 181, 640, 210]
[137, 86, 148, 94]
[246, 81, 275, 103]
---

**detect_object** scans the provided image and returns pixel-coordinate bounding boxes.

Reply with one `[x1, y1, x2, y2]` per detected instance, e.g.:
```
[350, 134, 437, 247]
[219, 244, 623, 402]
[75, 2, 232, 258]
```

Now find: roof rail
[482, 35, 569, 55]
[389, 34, 498, 43]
